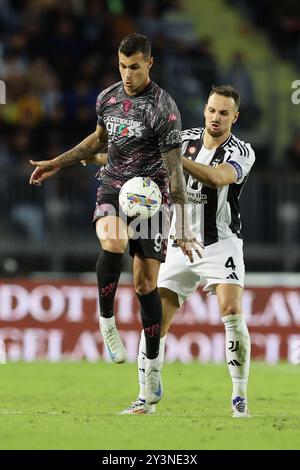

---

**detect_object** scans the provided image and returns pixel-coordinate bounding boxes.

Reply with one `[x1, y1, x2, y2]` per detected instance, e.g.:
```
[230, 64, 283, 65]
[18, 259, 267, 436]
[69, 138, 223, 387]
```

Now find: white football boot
[232, 396, 250, 418]
[100, 321, 126, 364]
[120, 398, 156, 415]
[144, 359, 163, 405]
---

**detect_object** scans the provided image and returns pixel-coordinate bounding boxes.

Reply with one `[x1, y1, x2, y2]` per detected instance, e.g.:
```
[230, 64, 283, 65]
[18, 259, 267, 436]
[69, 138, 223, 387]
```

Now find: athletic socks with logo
[137, 288, 162, 359]
[222, 314, 251, 400]
[96, 250, 123, 318]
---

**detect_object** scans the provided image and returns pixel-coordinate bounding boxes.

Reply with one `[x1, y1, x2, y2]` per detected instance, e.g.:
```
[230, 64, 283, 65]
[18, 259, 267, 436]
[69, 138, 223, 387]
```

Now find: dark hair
[209, 85, 240, 109]
[118, 33, 151, 59]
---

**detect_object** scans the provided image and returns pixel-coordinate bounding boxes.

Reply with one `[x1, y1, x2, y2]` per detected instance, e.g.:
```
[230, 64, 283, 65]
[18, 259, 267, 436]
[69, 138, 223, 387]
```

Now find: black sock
[137, 288, 162, 359]
[96, 250, 123, 318]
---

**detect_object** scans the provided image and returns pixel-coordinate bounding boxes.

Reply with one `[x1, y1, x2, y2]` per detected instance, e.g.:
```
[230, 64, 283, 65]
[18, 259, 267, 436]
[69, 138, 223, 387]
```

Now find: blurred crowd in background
[3, 0, 299, 171]
[0, 0, 299, 274]
[228, 0, 300, 66]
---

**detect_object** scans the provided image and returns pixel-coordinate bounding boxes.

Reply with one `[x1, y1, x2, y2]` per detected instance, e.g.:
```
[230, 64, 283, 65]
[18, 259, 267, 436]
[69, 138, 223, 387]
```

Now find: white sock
[99, 315, 115, 329]
[138, 331, 147, 400]
[138, 331, 166, 400]
[222, 314, 251, 402]
[0, 340, 6, 364]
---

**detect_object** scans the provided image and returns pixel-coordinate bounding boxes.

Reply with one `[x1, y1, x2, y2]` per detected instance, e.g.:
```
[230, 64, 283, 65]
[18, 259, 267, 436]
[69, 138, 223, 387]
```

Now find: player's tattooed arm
[29, 125, 108, 185]
[81, 153, 108, 167]
[53, 125, 108, 168]
[162, 147, 187, 206]
[162, 148, 202, 262]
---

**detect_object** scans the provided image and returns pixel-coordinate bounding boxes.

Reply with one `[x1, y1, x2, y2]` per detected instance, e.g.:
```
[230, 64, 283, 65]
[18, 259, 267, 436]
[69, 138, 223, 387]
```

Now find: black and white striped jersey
[171, 127, 255, 246]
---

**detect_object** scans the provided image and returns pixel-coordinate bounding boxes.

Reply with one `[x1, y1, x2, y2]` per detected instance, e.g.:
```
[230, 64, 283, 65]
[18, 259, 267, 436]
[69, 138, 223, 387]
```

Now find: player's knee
[100, 239, 127, 253]
[134, 278, 157, 296]
[96, 216, 128, 253]
[221, 304, 240, 316]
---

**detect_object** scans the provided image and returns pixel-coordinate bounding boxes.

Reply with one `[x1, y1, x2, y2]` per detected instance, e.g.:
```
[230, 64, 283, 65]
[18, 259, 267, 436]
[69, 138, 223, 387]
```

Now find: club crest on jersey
[122, 99, 132, 115]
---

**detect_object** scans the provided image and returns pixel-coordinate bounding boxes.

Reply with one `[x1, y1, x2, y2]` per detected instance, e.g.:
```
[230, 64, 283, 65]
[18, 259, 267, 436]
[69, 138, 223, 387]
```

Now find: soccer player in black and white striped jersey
[124, 85, 255, 417]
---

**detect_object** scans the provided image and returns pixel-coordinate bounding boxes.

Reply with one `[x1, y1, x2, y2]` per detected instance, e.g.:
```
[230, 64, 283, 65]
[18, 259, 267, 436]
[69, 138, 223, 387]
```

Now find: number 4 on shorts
[225, 256, 236, 270]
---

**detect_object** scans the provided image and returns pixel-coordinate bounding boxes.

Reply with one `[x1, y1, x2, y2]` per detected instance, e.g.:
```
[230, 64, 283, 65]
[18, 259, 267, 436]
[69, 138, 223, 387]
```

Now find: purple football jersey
[95, 80, 182, 193]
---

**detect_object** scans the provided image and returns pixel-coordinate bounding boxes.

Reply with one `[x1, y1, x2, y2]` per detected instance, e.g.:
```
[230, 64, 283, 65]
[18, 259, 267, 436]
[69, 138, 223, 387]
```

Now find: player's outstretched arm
[182, 158, 237, 188]
[81, 153, 108, 167]
[29, 125, 108, 185]
[162, 147, 202, 262]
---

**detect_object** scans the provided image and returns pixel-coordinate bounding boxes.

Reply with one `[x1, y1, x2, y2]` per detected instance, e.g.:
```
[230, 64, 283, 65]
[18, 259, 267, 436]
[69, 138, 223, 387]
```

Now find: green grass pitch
[0, 362, 299, 450]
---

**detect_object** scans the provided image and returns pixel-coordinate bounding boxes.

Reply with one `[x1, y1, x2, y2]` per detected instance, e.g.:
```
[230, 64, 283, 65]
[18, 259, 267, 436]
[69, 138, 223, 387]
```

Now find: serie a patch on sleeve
[227, 160, 243, 181]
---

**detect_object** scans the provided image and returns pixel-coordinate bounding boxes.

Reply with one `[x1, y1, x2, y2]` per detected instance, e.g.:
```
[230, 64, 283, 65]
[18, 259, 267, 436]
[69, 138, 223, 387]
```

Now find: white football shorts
[158, 236, 245, 306]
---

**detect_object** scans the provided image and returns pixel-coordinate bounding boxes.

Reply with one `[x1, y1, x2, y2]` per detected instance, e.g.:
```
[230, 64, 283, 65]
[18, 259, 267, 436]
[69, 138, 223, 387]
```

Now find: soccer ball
[119, 176, 162, 220]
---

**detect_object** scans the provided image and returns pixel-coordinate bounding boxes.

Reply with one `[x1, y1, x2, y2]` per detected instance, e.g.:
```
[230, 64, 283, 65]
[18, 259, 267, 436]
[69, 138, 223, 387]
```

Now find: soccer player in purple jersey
[29, 34, 201, 405]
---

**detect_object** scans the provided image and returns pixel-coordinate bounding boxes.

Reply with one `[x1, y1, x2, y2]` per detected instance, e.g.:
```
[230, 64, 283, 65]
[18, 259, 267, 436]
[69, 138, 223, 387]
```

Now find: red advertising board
[0, 279, 300, 363]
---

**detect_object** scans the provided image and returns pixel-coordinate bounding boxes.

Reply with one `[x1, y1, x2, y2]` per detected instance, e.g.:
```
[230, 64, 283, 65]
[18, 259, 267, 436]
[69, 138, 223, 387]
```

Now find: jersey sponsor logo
[188, 176, 201, 191]
[165, 129, 181, 145]
[187, 191, 207, 204]
[106, 116, 143, 138]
